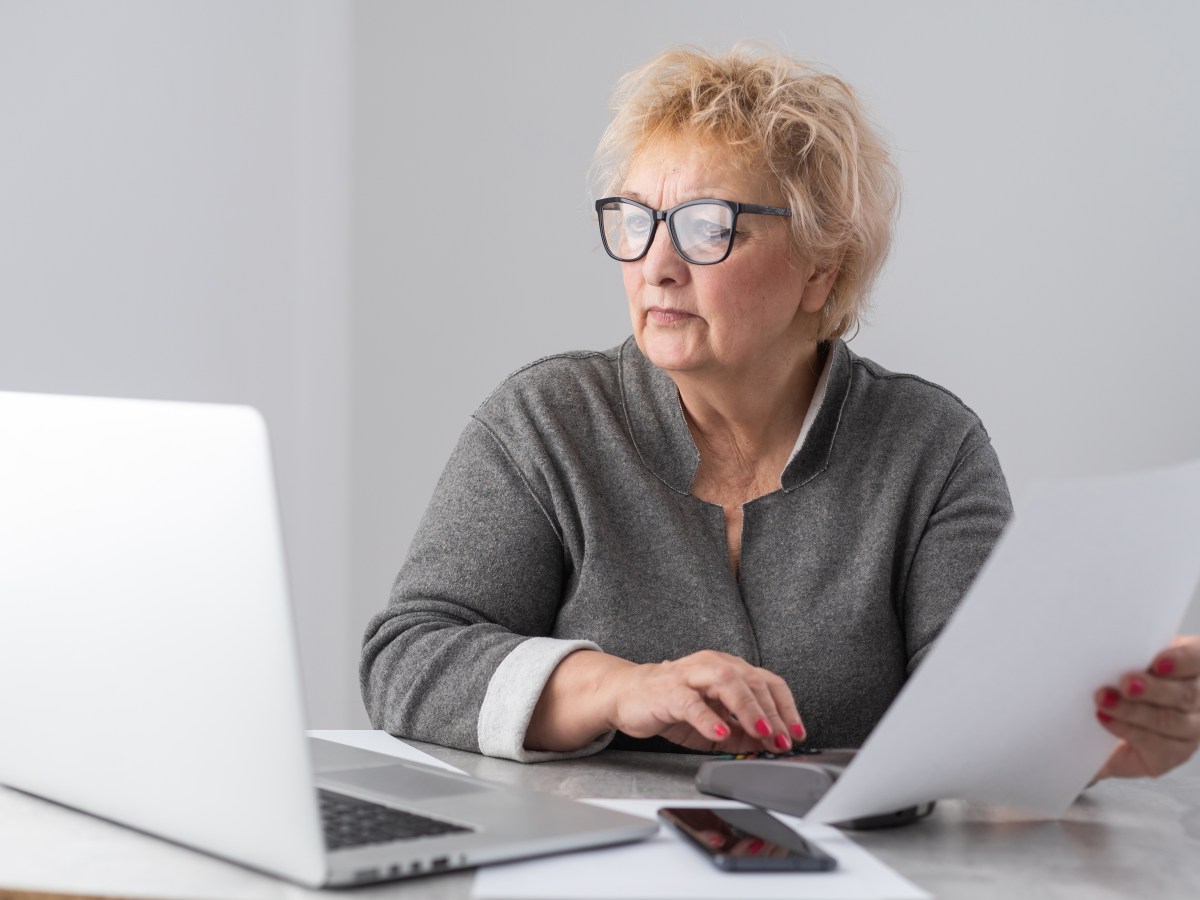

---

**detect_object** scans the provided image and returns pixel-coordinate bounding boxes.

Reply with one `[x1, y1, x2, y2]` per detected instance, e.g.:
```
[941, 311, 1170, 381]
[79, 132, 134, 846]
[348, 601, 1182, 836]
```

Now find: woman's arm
[360, 417, 595, 759]
[900, 425, 1014, 669]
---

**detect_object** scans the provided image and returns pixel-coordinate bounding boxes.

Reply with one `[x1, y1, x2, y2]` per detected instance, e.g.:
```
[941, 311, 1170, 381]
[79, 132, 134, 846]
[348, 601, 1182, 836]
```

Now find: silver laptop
[0, 390, 655, 888]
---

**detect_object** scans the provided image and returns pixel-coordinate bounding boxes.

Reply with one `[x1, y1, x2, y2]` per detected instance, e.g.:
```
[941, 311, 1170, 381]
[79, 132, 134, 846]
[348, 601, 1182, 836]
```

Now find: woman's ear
[799, 253, 842, 315]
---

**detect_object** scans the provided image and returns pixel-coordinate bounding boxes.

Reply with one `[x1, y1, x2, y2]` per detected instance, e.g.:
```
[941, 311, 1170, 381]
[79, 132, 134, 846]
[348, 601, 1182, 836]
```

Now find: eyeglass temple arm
[739, 204, 791, 217]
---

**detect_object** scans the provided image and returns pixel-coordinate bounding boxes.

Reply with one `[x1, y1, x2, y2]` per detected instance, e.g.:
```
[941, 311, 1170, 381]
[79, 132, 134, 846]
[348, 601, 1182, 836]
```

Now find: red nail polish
[1154, 658, 1176, 676]
[790, 723, 807, 740]
[746, 838, 765, 854]
[774, 733, 789, 750]
[1097, 710, 1114, 724]
[1100, 688, 1120, 708]
[714, 723, 729, 739]
[754, 718, 770, 736]
[1127, 677, 1146, 697]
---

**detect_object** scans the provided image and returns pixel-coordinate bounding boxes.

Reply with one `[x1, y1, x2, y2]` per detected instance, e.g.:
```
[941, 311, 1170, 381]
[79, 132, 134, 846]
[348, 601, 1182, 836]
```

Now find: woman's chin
[639, 334, 708, 374]
[638, 343, 700, 374]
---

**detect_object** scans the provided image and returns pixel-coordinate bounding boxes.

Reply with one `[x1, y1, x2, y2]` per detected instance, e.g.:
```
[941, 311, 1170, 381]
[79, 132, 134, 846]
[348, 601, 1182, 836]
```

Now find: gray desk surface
[395, 740, 1200, 900]
[2, 741, 1197, 900]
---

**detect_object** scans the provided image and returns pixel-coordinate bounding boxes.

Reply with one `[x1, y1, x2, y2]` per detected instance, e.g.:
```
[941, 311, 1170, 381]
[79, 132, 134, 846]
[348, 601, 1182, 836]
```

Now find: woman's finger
[743, 667, 805, 750]
[764, 673, 807, 743]
[739, 669, 793, 751]
[1095, 713, 1198, 778]
[1118, 670, 1200, 713]
[1096, 686, 1200, 741]
[689, 651, 804, 749]
[692, 664, 777, 750]
[668, 686, 738, 743]
[1151, 635, 1200, 680]
[705, 698, 753, 738]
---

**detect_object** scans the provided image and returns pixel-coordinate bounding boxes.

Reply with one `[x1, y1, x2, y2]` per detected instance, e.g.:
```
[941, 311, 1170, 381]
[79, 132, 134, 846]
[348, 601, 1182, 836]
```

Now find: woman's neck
[672, 341, 824, 478]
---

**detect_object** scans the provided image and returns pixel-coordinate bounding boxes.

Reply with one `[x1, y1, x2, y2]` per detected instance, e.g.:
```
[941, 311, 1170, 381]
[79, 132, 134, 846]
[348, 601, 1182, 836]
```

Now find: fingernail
[746, 838, 765, 854]
[1096, 710, 1114, 724]
[714, 723, 729, 739]
[774, 733, 789, 751]
[754, 718, 770, 736]
[1127, 677, 1146, 697]
[1154, 658, 1176, 676]
[1100, 688, 1120, 708]
[790, 723, 807, 740]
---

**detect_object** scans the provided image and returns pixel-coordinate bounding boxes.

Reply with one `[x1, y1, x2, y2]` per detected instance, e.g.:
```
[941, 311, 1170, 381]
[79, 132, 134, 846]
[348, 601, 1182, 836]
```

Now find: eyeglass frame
[594, 196, 792, 266]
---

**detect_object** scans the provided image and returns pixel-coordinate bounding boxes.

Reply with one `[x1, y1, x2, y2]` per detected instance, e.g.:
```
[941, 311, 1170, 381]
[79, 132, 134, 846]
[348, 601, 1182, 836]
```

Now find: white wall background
[3, 1, 1197, 768]
[0, 0, 353, 725]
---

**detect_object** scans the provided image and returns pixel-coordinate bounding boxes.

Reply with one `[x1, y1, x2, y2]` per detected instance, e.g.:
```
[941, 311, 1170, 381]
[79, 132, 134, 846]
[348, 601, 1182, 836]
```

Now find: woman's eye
[625, 213, 653, 236]
[690, 220, 732, 245]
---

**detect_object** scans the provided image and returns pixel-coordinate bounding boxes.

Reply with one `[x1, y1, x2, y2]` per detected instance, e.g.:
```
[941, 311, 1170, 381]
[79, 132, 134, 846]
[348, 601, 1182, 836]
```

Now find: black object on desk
[658, 806, 838, 871]
[695, 748, 934, 829]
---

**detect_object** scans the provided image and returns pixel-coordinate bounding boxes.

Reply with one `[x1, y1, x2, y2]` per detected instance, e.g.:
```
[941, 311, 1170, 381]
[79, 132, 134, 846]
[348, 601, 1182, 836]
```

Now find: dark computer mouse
[695, 748, 932, 829]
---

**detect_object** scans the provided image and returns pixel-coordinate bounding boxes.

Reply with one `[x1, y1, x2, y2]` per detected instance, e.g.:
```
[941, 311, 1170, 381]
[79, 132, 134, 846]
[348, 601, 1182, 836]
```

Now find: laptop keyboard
[318, 789, 473, 851]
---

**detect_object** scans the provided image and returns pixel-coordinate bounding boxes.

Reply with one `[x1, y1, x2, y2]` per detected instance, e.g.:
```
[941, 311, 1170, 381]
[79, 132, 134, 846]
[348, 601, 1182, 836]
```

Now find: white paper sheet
[470, 798, 929, 900]
[808, 460, 1200, 824]
[307, 728, 466, 773]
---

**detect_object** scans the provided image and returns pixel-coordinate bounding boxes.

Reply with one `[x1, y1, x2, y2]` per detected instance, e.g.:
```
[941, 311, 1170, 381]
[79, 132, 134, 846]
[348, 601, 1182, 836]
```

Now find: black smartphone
[657, 807, 837, 872]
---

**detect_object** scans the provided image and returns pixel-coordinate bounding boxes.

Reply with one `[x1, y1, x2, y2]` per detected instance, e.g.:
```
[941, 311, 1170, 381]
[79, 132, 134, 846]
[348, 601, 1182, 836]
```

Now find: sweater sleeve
[359, 417, 614, 761]
[903, 425, 1014, 671]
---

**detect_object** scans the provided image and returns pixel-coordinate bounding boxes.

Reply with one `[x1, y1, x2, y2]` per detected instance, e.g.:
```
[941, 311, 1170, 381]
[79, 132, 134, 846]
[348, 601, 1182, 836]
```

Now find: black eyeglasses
[595, 197, 791, 265]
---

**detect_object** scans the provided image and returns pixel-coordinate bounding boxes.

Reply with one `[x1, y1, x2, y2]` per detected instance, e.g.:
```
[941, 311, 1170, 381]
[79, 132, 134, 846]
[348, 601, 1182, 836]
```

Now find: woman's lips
[646, 307, 696, 325]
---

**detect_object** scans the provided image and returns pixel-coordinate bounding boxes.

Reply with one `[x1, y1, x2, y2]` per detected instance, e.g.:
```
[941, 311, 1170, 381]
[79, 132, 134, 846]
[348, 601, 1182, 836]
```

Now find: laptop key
[318, 789, 473, 851]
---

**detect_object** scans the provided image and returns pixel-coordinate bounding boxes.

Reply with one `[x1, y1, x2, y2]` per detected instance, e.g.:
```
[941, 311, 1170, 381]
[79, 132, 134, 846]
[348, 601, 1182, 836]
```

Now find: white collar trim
[785, 345, 835, 471]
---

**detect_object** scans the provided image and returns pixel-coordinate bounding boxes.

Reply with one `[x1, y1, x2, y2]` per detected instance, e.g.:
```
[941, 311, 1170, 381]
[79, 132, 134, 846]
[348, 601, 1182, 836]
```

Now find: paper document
[306, 728, 466, 773]
[808, 460, 1200, 824]
[471, 798, 929, 900]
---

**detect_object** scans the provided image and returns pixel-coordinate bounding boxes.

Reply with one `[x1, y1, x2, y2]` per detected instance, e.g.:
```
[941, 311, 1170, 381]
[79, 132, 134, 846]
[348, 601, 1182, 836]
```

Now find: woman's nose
[640, 221, 690, 286]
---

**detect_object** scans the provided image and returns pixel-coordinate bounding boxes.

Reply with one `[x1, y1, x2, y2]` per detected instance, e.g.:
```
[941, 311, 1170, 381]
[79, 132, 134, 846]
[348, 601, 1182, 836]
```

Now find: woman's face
[619, 139, 832, 380]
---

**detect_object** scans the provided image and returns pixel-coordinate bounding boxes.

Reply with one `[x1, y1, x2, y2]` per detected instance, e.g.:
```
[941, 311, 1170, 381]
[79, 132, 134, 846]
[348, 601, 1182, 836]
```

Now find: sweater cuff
[477, 637, 615, 762]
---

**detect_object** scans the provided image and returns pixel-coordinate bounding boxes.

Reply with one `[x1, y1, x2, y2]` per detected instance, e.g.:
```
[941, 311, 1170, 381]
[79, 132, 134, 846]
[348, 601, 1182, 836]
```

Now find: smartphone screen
[657, 807, 837, 872]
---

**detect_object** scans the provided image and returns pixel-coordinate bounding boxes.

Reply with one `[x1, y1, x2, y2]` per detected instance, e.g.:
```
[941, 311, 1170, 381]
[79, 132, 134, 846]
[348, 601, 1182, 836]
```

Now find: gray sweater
[360, 337, 1013, 761]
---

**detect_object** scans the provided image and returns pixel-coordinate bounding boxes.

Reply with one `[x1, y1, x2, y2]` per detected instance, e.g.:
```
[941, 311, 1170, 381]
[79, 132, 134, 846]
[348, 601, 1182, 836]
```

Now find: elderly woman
[361, 46, 1199, 779]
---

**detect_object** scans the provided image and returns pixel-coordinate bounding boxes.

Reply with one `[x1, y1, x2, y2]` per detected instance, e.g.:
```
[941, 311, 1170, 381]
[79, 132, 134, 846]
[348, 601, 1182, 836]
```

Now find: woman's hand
[608, 650, 807, 754]
[525, 648, 806, 754]
[1092, 635, 1200, 780]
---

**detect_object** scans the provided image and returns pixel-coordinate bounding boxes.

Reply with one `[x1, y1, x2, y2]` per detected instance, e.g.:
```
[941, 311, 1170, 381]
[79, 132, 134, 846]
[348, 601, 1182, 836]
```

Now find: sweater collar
[617, 336, 853, 495]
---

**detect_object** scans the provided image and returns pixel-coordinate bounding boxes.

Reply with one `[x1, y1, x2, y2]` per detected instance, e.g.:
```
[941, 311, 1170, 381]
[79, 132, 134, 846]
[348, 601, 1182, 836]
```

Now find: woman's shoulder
[843, 345, 988, 433]
[472, 341, 627, 428]
[488, 345, 622, 395]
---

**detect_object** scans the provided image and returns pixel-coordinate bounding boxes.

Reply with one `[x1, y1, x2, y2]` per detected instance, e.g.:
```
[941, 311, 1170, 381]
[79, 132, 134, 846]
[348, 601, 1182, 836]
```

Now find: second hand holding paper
[808, 460, 1200, 824]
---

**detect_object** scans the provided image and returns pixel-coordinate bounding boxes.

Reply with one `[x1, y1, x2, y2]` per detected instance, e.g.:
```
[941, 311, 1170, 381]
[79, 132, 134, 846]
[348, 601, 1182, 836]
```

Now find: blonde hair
[592, 44, 900, 341]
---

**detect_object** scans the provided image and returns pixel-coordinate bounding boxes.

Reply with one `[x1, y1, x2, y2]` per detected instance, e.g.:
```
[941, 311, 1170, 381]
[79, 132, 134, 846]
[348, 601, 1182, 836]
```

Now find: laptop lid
[0, 390, 327, 886]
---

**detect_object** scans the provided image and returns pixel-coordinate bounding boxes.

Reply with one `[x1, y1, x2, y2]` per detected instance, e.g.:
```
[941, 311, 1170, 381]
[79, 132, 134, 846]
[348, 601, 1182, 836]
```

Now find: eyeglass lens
[599, 201, 735, 264]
